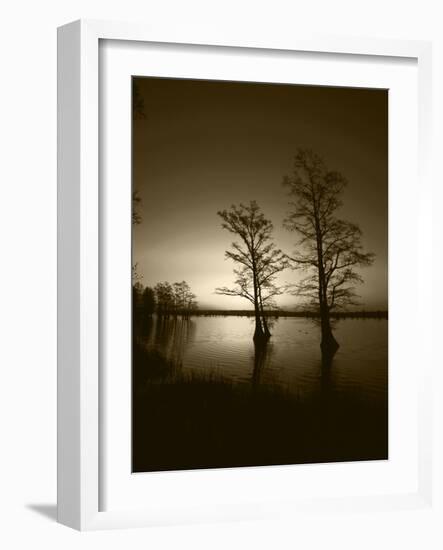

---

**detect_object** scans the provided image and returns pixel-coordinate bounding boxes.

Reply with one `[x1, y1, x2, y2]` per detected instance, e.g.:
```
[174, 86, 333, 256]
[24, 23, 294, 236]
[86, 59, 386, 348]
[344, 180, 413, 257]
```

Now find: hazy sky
[132, 77, 388, 310]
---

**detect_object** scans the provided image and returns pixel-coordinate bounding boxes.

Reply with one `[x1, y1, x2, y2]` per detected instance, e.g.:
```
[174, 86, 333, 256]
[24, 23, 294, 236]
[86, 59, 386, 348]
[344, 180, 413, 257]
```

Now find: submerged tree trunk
[258, 287, 271, 339]
[253, 309, 264, 341]
[253, 300, 265, 341]
[252, 272, 265, 342]
[319, 305, 339, 357]
[261, 315, 271, 339]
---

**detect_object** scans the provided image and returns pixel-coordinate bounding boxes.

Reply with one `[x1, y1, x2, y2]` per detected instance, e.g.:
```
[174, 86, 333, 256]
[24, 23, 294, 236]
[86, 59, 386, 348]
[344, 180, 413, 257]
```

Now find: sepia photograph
[131, 76, 388, 473]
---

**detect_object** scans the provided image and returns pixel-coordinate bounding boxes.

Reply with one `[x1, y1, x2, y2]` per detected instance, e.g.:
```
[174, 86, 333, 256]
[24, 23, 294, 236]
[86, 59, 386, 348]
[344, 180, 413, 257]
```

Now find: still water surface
[142, 315, 388, 405]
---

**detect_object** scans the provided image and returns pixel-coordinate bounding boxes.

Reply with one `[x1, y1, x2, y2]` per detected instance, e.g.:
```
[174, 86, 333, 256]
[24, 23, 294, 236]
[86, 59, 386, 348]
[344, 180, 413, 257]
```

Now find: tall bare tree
[283, 149, 374, 355]
[216, 201, 288, 342]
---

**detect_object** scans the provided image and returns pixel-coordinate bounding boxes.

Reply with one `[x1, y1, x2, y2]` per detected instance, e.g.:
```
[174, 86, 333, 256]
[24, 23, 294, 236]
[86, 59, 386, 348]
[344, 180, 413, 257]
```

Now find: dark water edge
[132, 344, 388, 473]
[190, 309, 388, 319]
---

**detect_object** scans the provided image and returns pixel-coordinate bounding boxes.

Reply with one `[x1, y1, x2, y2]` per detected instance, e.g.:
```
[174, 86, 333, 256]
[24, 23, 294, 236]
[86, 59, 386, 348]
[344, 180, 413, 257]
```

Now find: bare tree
[173, 281, 198, 318]
[216, 201, 288, 342]
[142, 286, 156, 316]
[283, 149, 374, 355]
[154, 282, 175, 317]
[154, 280, 198, 318]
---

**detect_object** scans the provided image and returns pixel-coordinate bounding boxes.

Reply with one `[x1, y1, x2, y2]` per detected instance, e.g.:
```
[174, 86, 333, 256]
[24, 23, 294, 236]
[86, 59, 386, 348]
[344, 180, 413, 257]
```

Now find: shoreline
[177, 310, 388, 320]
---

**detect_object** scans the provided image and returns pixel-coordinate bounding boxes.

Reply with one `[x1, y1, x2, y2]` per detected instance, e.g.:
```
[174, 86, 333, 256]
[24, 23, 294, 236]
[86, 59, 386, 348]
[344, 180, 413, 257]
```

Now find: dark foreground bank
[132, 343, 388, 472]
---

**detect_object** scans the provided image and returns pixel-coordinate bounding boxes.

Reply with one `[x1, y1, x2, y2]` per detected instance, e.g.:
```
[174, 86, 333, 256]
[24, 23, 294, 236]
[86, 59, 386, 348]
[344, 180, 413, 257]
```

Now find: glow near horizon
[133, 77, 388, 311]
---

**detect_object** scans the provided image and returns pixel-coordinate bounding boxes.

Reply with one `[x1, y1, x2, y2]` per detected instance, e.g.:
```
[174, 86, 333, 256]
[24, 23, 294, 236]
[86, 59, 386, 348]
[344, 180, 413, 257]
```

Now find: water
[140, 315, 388, 405]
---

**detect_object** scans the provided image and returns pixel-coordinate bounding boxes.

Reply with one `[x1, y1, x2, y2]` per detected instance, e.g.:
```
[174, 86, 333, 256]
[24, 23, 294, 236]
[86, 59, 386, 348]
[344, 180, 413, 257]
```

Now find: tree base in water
[253, 330, 271, 344]
[320, 335, 339, 359]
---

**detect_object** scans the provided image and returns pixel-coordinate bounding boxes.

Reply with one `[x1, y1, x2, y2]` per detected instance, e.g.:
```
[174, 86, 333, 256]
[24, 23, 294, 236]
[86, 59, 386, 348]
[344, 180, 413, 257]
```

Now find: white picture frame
[57, 19, 434, 531]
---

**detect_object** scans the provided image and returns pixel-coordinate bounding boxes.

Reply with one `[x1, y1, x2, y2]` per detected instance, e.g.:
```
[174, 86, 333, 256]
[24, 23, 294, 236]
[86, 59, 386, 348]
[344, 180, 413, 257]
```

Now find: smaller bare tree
[216, 201, 288, 342]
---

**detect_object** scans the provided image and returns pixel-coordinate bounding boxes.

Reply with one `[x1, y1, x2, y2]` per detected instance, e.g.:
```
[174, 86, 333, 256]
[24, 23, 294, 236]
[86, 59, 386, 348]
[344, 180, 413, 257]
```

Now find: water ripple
[142, 316, 388, 404]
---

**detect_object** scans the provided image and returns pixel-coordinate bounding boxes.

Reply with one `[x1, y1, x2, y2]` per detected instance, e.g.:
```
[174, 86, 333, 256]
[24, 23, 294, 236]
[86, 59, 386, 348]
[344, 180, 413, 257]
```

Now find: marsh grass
[132, 342, 388, 472]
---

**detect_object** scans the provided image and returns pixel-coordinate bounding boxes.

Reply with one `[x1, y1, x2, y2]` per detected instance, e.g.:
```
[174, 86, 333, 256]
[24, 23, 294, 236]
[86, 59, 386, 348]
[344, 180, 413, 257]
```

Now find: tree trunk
[258, 287, 271, 339]
[319, 306, 339, 356]
[253, 285, 264, 340]
[261, 316, 271, 339]
[252, 260, 265, 342]
[313, 210, 338, 358]
[253, 311, 264, 341]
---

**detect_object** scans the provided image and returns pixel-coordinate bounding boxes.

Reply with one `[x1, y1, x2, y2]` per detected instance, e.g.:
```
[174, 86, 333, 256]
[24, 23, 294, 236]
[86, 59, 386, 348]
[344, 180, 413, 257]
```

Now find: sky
[132, 77, 388, 310]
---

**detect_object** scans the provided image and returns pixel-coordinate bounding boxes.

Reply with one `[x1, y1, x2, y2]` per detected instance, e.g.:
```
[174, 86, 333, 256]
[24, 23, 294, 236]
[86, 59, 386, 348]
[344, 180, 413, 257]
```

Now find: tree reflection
[252, 341, 272, 386]
[319, 349, 336, 406]
[146, 315, 196, 365]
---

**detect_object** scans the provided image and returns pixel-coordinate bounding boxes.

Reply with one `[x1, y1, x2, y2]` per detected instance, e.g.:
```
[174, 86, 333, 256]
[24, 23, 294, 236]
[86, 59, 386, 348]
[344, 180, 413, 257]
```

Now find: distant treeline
[133, 280, 198, 320]
[190, 310, 388, 320]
